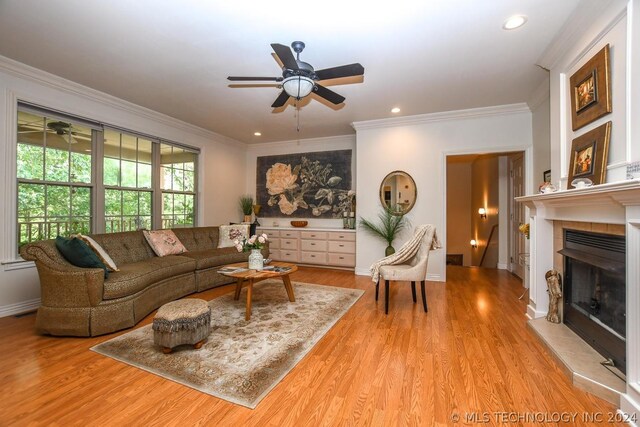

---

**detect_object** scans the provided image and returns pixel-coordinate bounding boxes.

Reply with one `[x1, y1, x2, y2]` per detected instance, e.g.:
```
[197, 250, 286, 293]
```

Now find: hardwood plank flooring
[0, 266, 623, 426]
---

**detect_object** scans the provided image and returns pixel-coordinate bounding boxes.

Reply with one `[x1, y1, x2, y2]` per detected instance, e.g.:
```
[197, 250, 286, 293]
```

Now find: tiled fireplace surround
[517, 180, 640, 415]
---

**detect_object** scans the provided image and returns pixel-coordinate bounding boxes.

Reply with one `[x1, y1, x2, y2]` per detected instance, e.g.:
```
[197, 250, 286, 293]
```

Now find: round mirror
[379, 170, 417, 215]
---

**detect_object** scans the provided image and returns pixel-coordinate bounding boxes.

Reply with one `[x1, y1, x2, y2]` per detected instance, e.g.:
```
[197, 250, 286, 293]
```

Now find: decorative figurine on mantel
[545, 270, 562, 323]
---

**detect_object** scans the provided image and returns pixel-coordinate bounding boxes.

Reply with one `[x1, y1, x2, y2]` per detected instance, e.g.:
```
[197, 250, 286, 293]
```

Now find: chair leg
[385, 280, 390, 314]
[375, 278, 379, 301]
[420, 280, 428, 313]
[411, 281, 416, 303]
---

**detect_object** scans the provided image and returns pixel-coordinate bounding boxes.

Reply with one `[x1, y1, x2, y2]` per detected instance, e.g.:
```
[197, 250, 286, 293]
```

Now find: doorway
[445, 151, 525, 275]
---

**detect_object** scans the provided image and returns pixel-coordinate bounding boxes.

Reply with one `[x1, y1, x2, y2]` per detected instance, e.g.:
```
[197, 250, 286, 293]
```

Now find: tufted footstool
[152, 299, 211, 354]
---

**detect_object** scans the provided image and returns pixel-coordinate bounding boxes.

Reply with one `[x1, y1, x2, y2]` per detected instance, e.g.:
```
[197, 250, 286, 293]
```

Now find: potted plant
[359, 205, 408, 256]
[239, 195, 254, 223]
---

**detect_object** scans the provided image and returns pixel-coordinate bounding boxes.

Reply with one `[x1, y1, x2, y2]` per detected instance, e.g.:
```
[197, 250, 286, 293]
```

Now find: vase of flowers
[235, 233, 268, 270]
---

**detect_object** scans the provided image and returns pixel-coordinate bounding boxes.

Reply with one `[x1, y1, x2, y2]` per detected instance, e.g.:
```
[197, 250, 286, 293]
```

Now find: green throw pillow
[55, 236, 109, 279]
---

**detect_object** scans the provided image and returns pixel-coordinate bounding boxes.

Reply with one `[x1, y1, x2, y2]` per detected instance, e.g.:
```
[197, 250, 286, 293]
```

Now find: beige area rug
[91, 280, 363, 409]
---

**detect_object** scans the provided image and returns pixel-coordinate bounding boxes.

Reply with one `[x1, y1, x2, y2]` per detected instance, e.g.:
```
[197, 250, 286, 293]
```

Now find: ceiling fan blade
[313, 84, 345, 105]
[271, 43, 299, 70]
[227, 76, 282, 81]
[315, 63, 364, 81]
[271, 91, 290, 108]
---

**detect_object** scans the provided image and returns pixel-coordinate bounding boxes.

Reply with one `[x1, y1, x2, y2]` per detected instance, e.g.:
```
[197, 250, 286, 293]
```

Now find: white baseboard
[497, 263, 508, 270]
[620, 393, 640, 426]
[354, 267, 370, 276]
[527, 304, 546, 320]
[0, 298, 40, 318]
[427, 273, 443, 282]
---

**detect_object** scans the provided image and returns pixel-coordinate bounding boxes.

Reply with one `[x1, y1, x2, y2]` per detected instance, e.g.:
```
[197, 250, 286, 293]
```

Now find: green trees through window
[16, 109, 198, 247]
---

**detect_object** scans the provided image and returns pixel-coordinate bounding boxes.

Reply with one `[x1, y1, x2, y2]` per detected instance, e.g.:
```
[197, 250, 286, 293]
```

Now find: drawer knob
[339, 236, 344, 238]
[311, 243, 315, 245]
[339, 244, 344, 247]
[311, 255, 315, 258]
[311, 234, 316, 237]
[339, 256, 344, 259]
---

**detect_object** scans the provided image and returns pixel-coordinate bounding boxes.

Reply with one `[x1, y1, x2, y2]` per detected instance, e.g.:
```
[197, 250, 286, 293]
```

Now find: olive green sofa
[20, 226, 268, 337]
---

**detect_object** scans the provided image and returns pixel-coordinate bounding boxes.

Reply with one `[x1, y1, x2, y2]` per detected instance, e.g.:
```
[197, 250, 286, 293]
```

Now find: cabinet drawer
[328, 240, 355, 253]
[300, 251, 327, 264]
[262, 230, 279, 238]
[280, 238, 298, 250]
[279, 250, 299, 263]
[301, 240, 327, 251]
[268, 238, 280, 249]
[327, 231, 356, 242]
[280, 230, 300, 239]
[300, 231, 327, 240]
[268, 249, 281, 260]
[328, 253, 356, 267]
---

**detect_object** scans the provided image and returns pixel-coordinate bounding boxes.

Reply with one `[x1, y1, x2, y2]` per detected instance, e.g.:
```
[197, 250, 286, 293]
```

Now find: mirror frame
[379, 170, 417, 215]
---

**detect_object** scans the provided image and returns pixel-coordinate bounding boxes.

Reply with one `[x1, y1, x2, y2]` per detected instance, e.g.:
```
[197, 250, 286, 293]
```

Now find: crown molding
[537, 0, 624, 70]
[245, 133, 355, 152]
[0, 55, 246, 149]
[351, 103, 531, 131]
[527, 76, 550, 111]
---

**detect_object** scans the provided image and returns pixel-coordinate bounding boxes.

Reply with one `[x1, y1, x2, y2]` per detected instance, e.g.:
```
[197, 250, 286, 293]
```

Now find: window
[16, 105, 199, 248]
[103, 130, 153, 232]
[160, 143, 197, 228]
[17, 111, 93, 246]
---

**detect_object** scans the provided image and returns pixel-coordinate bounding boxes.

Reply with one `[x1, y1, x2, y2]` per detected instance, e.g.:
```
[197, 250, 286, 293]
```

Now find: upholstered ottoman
[152, 299, 211, 354]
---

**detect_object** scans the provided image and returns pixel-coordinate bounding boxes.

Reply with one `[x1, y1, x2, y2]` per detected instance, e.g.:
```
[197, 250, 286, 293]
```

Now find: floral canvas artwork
[256, 150, 353, 218]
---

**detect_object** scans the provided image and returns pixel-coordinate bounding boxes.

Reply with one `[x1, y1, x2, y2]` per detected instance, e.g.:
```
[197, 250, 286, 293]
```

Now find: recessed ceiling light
[503, 15, 527, 30]
[254, 132, 262, 136]
[391, 107, 401, 113]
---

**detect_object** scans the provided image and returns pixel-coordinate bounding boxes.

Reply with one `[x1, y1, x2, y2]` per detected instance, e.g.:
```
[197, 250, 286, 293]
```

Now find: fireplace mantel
[516, 179, 640, 224]
[516, 178, 640, 412]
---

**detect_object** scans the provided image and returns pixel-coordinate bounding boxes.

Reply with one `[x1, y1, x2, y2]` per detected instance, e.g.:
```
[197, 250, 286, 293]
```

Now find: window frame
[14, 103, 200, 253]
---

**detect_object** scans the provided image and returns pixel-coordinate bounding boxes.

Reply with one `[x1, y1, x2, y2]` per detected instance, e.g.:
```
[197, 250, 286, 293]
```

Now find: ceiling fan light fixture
[282, 76, 314, 99]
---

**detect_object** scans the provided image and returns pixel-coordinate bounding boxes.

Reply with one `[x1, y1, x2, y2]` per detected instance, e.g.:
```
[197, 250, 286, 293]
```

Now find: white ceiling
[0, 1, 581, 144]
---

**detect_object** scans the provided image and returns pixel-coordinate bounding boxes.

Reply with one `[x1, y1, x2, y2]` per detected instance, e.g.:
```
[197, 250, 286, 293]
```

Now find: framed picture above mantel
[569, 44, 612, 131]
[567, 121, 611, 186]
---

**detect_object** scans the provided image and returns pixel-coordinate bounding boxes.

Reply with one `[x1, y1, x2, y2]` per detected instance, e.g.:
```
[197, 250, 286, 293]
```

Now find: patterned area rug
[91, 280, 363, 409]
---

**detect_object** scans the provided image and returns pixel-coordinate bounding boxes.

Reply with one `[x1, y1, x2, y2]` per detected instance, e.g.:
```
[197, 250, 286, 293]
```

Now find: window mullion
[93, 129, 105, 234]
[152, 142, 161, 229]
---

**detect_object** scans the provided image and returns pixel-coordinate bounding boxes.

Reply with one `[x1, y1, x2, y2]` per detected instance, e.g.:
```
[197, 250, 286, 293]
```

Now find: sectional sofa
[20, 226, 268, 337]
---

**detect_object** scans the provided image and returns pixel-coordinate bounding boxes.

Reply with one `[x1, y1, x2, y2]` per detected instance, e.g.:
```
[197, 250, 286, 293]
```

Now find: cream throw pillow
[218, 224, 250, 248]
[143, 230, 188, 257]
[75, 234, 119, 272]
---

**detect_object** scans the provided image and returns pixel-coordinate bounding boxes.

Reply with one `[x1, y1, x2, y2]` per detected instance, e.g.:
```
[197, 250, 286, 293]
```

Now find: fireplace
[561, 229, 626, 374]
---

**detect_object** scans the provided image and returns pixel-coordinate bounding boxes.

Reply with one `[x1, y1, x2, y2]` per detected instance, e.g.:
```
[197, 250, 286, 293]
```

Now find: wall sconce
[470, 239, 478, 248]
[478, 208, 487, 219]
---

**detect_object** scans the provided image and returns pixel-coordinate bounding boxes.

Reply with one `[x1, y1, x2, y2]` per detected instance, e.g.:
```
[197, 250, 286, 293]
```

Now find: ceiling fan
[227, 41, 364, 108]
[18, 121, 91, 143]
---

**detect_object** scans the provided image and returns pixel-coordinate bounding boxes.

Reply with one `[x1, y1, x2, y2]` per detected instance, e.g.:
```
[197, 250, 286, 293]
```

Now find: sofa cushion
[172, 227, 219, 252]
[180, 247, 247, 270]
[55, 236, 109, 278]
[90, 231, 156, 266]
[103, 255, 196, 300]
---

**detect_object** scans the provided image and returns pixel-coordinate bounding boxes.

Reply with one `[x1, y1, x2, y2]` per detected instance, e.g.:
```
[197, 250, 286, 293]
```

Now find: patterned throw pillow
[75, 234, 119, 272]
[143, 230, 188, 257]
[217, 224, 250, 248]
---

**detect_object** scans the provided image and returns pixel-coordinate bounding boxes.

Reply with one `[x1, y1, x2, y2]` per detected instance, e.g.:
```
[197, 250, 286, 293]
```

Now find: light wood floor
[0, 266, 622, 426]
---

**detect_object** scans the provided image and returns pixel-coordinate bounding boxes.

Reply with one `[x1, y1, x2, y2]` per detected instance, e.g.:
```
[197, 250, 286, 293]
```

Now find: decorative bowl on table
[290, 220, 308, 228]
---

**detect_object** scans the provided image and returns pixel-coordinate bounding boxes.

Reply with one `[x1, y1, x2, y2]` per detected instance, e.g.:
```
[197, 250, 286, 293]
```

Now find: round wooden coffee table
[218, 261, 298, 320]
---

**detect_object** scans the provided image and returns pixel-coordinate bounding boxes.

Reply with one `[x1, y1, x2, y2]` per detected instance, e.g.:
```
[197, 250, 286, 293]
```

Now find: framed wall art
[256, 150, 354, 218]
[567, 121, 611, 186]
[543, 169, 551, 183]
[569, 44, 612, 131]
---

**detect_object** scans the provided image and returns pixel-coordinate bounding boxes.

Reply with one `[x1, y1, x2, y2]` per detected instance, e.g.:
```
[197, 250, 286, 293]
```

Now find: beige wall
[470, 155, 500, 267]
[446, 161, 472, 266]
